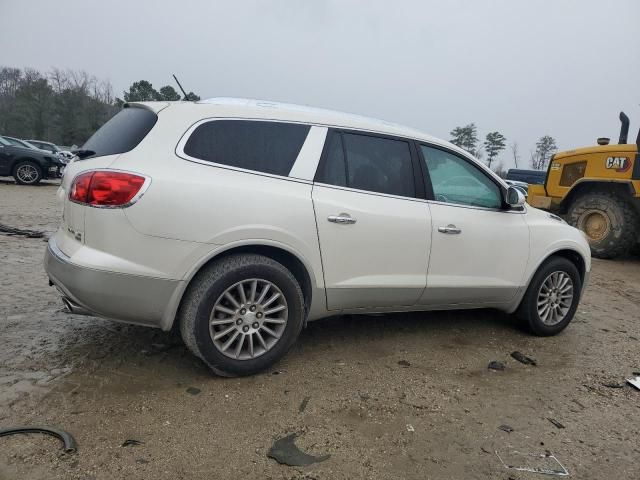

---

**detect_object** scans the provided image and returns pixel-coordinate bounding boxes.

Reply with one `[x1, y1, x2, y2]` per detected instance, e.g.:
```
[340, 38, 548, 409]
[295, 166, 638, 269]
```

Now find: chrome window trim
[426, 199, 527, 214]
[313, 181, 429, 204]
[175, 117, 319, 183]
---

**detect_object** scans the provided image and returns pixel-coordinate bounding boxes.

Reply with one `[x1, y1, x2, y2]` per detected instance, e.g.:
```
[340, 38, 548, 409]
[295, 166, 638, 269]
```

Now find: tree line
[0, 66, 199, 147]
[449, 123, 558, 173]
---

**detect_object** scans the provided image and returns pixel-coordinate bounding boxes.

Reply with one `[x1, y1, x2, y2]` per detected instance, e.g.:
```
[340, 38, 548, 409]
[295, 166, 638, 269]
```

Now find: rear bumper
[44, 238, 182, 330]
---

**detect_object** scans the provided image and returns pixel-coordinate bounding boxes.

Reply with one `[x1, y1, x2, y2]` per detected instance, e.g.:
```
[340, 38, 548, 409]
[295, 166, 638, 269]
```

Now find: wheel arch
[11, 156, 44, 174]
[511, 247, 588, 315]
[165, 241, 317, 331]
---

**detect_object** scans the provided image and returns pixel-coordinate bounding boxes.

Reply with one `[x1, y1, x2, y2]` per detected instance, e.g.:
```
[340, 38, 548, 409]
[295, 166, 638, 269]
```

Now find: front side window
[183, 120, 310, 177]
[421, 145, 502, 209]
[317, 132, 415, 198]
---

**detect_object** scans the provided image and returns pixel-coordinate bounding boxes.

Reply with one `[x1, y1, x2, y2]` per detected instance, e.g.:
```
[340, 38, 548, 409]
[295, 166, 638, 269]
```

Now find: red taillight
[69, 171, 93, 203]
[69, 171, 147, 207]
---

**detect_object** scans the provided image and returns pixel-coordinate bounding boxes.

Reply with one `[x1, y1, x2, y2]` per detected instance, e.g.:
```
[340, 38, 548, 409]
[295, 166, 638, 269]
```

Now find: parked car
[44, 99, 591, 376]
[506, 168, 546, 185]
[0, 135, 64, 184]
[27, 139, 74, 162]
[2, 136, 41, 150]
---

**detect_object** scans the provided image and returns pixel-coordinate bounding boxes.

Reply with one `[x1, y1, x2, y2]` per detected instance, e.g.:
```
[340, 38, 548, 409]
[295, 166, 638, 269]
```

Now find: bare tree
[510, 142, 520, 168]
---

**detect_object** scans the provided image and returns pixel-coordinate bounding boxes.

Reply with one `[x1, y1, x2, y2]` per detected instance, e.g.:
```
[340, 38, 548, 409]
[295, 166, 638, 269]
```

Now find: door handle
[438, 224, 461, 234]
[328, 214, 357, 224]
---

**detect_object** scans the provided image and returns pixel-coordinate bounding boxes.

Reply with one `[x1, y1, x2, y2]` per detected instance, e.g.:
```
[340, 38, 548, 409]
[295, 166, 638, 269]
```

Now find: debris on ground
[186, 387, 201, 395]
[0, 223, 45, 238]
[0, 426, 77, 453]
[496, 449, 569, 476]
[267, 433, 330, 466]
[121, 439, 144, 447]
[406, 424, 415, 432]
[488, 361, 505, 371]
[298, 396, 311, 413]
[602, 382, 625, 389]
[499, 424, 514, 433]
[511, 351, 537, 366]
[547, 418, 565, 429]
[398, 360, 411, 367]
[626, 376, 640, 390]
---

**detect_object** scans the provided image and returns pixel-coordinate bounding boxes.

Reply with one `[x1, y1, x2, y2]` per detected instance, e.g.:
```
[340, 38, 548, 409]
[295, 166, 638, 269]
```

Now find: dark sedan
[0, 136, 64, 185]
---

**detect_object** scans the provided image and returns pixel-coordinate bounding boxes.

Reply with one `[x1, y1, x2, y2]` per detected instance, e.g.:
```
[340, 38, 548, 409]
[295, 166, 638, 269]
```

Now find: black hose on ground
[0, 426, 77, 453]
[0, 223, 45, 238]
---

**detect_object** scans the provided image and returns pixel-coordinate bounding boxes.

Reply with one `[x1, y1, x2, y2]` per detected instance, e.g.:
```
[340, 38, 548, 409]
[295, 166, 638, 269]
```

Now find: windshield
[82, 107, 157, 158]
[5, 137, 33, 148]
[31, 141, 58, 152]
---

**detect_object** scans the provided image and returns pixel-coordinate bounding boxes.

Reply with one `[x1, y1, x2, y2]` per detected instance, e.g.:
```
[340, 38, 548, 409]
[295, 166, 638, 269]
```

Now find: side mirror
[506, 186, 526, 208]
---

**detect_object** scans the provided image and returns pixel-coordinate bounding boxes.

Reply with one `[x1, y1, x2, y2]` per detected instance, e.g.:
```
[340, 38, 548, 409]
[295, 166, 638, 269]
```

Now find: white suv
[45, 98, 590, 376]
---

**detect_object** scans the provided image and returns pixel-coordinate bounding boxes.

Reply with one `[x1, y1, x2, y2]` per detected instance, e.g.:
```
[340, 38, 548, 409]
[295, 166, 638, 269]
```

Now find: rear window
[183, 120, 310, 176]
[82, 107, 157, 158]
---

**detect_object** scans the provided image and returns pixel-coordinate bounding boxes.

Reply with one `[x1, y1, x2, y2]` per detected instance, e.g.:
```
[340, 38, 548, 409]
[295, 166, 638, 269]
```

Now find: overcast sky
[1, 0, 639, 168]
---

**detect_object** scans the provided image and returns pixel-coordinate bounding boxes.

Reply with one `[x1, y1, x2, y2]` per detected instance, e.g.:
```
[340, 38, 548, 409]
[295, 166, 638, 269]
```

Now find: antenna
[173, 74, 189, 101]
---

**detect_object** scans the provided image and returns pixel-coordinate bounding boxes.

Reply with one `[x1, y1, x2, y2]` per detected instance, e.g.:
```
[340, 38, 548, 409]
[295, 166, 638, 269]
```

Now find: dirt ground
[1, 181, 639, 480]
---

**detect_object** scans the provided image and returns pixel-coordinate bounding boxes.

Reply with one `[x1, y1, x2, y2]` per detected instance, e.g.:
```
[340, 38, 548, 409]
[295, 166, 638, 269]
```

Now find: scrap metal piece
[626, 376, 640, 390]
[0, 426, 77, 453]
[496, 450, 569, 476]
[267, 433, 330, 466]
[511, 351, 537, 366]
[122, 439, 144, 447]
[547, 418, 565, 429]
[488, 361, 505, 371]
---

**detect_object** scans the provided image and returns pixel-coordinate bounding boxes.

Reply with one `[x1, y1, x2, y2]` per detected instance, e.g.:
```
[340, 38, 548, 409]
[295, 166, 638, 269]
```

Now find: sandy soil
[1, 181, 639, 479]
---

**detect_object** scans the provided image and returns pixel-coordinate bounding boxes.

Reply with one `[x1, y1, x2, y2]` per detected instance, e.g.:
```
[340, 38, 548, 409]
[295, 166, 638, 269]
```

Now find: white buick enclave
[45, 98, 590, 376]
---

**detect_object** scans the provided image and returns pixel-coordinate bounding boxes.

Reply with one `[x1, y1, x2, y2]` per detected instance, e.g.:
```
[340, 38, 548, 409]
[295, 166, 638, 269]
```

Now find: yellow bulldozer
[528, 112, 640, 258]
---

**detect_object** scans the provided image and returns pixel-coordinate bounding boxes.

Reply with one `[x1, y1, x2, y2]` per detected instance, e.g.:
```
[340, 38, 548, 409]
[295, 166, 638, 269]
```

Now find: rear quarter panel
[112, 110, 325, 289]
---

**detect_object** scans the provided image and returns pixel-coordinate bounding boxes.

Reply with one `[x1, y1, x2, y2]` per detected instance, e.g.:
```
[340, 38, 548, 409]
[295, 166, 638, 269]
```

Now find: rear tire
[13, 161, 43, 185]
[567, 191, 639, 259]
[179, 254, 305, 377]
[516, 256, 582, 336]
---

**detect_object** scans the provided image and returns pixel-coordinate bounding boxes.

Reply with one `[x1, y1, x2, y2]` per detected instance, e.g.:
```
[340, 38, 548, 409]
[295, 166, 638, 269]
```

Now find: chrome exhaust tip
[60, 295, 92, 316]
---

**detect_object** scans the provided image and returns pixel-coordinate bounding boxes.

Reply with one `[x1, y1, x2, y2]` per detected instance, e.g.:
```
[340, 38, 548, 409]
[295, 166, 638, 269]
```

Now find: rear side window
[317, 132, 415, 197]
[82, 107, 157, 158]
[183, 120, 310, 176]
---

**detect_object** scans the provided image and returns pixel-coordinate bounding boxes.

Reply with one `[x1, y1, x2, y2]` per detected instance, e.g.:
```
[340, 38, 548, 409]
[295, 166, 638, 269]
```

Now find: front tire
[567, 191, 639, 259]
[179, 254, 305, 376]
[13, 161, 43, 185]
[517, 256, 582, 336]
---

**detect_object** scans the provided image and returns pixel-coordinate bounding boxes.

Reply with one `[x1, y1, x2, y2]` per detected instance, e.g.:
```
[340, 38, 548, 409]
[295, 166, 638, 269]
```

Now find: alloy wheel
[209, 278, 288, 360]
[536, 271, 574, 326]
[16, 164, 39, 184]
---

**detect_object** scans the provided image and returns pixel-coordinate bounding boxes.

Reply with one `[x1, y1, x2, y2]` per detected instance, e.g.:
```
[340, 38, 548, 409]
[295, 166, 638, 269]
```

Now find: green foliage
[0, 67, 118, 146]
[123, 80, 160, 102]
[0, 67, 201, 146]
[483, 131, 507, 168]
[531, 135, 557, 170]
[450, 123, 478, 155]
[158, 85, 181, 101]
